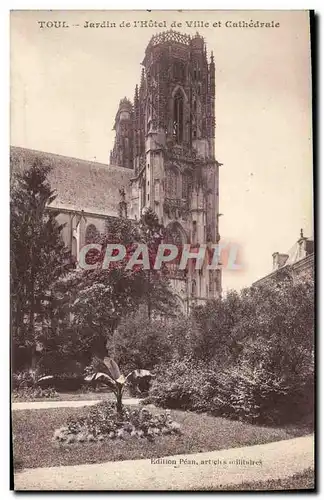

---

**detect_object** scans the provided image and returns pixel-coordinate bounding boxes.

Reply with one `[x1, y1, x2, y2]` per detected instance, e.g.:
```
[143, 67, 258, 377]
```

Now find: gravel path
[12, 398, 140, 411]
[14, 434, 314, 491]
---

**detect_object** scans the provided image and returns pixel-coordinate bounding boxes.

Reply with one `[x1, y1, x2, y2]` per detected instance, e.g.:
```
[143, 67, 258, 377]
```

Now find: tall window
[164, 222, 186, 268]
[85, 224, 100, 244]
[174, 62, 185, 81]
[173, 90, 184, 144]
[192, 279, 196, 296]
[182, 174, 189, 199]
[166, 169, 178, 198]
[192, 220, 197, 244]
[141, 178, 146, 210]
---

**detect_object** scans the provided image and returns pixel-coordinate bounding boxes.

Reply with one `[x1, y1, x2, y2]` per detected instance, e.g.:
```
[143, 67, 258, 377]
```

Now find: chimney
[272, 252, 289, 271]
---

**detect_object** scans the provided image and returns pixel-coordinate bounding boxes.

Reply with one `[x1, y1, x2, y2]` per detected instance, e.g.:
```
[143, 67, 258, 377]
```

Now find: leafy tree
[110, 311, 173, 373]
[69, 211, 177, 358]
[191, 270, 314, 365]
[11, 159, 73, 367]
[137, 207, 175, 320]
[191, 290, 243, 363]
[158, 270, 314, 424]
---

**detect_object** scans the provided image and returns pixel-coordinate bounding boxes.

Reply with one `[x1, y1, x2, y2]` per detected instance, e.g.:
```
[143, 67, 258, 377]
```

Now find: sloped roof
[10, 146, 133, 216]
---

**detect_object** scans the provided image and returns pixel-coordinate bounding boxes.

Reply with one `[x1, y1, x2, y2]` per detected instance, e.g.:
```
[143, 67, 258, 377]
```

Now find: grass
[12, 404, 312, 471]
[197, 468, 315, 491]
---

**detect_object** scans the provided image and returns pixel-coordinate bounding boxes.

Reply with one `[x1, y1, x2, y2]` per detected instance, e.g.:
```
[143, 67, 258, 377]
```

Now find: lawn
[197, 468, 315, 491]
[12, 405, 312, 471]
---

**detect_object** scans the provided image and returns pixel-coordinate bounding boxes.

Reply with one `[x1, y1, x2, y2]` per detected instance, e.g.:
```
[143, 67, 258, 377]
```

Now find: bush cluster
[145, 358, 220, 413]
[146, 353, 314, 426]
[145, 275, 314, 427]
[53, 401, 181, 444]
[12, 386, 58, 401]
[12, 370, 38, 389]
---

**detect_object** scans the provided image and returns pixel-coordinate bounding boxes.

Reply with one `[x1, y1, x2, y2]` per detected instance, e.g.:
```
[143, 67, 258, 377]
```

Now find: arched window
[164, 221, 187, 268]
[165, 222, 186, 246]
[173, 90, 184, 144]
[85, 224, 100, 244]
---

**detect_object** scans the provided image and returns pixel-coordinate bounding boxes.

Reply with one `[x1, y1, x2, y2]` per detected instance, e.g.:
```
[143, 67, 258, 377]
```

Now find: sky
[10, 10, 313, 291]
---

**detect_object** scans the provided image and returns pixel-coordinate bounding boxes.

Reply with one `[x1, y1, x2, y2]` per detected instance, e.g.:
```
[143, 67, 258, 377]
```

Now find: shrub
[12, 386, 58, 401]
[12, 369, 39, 389]
[147, 358, 224, 414]
[37, 374, 85, 392]
[150, 273, 314, 427]
[146, 349, 314, 426]
[109, 312, 172, 374]
[53, 401, 181, 443]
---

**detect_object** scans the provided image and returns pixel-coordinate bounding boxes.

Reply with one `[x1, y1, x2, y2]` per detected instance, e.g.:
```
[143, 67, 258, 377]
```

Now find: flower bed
[12, 387, 58, 401]
[53, 401, 181, 443]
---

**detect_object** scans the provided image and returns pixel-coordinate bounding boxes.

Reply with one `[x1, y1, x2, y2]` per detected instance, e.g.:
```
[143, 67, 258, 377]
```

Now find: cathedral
[10, 30, 222, 311]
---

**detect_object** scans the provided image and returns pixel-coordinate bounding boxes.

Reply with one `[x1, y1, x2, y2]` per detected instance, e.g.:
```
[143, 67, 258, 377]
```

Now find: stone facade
[110, 31, 222, 306]
[10, 30, 222, 311]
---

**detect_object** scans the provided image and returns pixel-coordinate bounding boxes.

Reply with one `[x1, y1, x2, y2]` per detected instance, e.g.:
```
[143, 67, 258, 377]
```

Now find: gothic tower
[110, 97, 133, 169]
[111, 31, 222, 308]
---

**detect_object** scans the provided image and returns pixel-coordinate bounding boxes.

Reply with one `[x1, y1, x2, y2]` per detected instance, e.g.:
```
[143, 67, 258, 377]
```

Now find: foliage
[37, 374, 88, 392]
[147, 273, 314, 426]
[190, 290, 246, 363]
[12, 386, 58, 401]
[53, 401, 181, 443]
[67, 211, 177, 358]
[146, 357, 221, 413]
[191, 273, 314, 365]
[109, 312, 198, 379]
[87, 357, 153, 414]
[11, 159, 73, 366]
[225, 337, 314, 425]
[110, 312, 172, 373]
[147, 354, 313, 426]
[12, 369, 40, 389]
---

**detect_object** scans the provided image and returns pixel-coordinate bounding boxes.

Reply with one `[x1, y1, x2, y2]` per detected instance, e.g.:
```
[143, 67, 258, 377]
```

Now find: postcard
[10, 10, 314, 491]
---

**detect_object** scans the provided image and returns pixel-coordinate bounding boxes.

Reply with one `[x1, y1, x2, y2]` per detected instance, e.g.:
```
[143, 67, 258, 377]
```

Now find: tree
[191, 290, 243, 363]
[70, 210, 177, 358]
[147, 271, 314, 425]
[110, 311, 172, 373]
[11, 159, 73, 368]
[137, 207, 176, 320]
